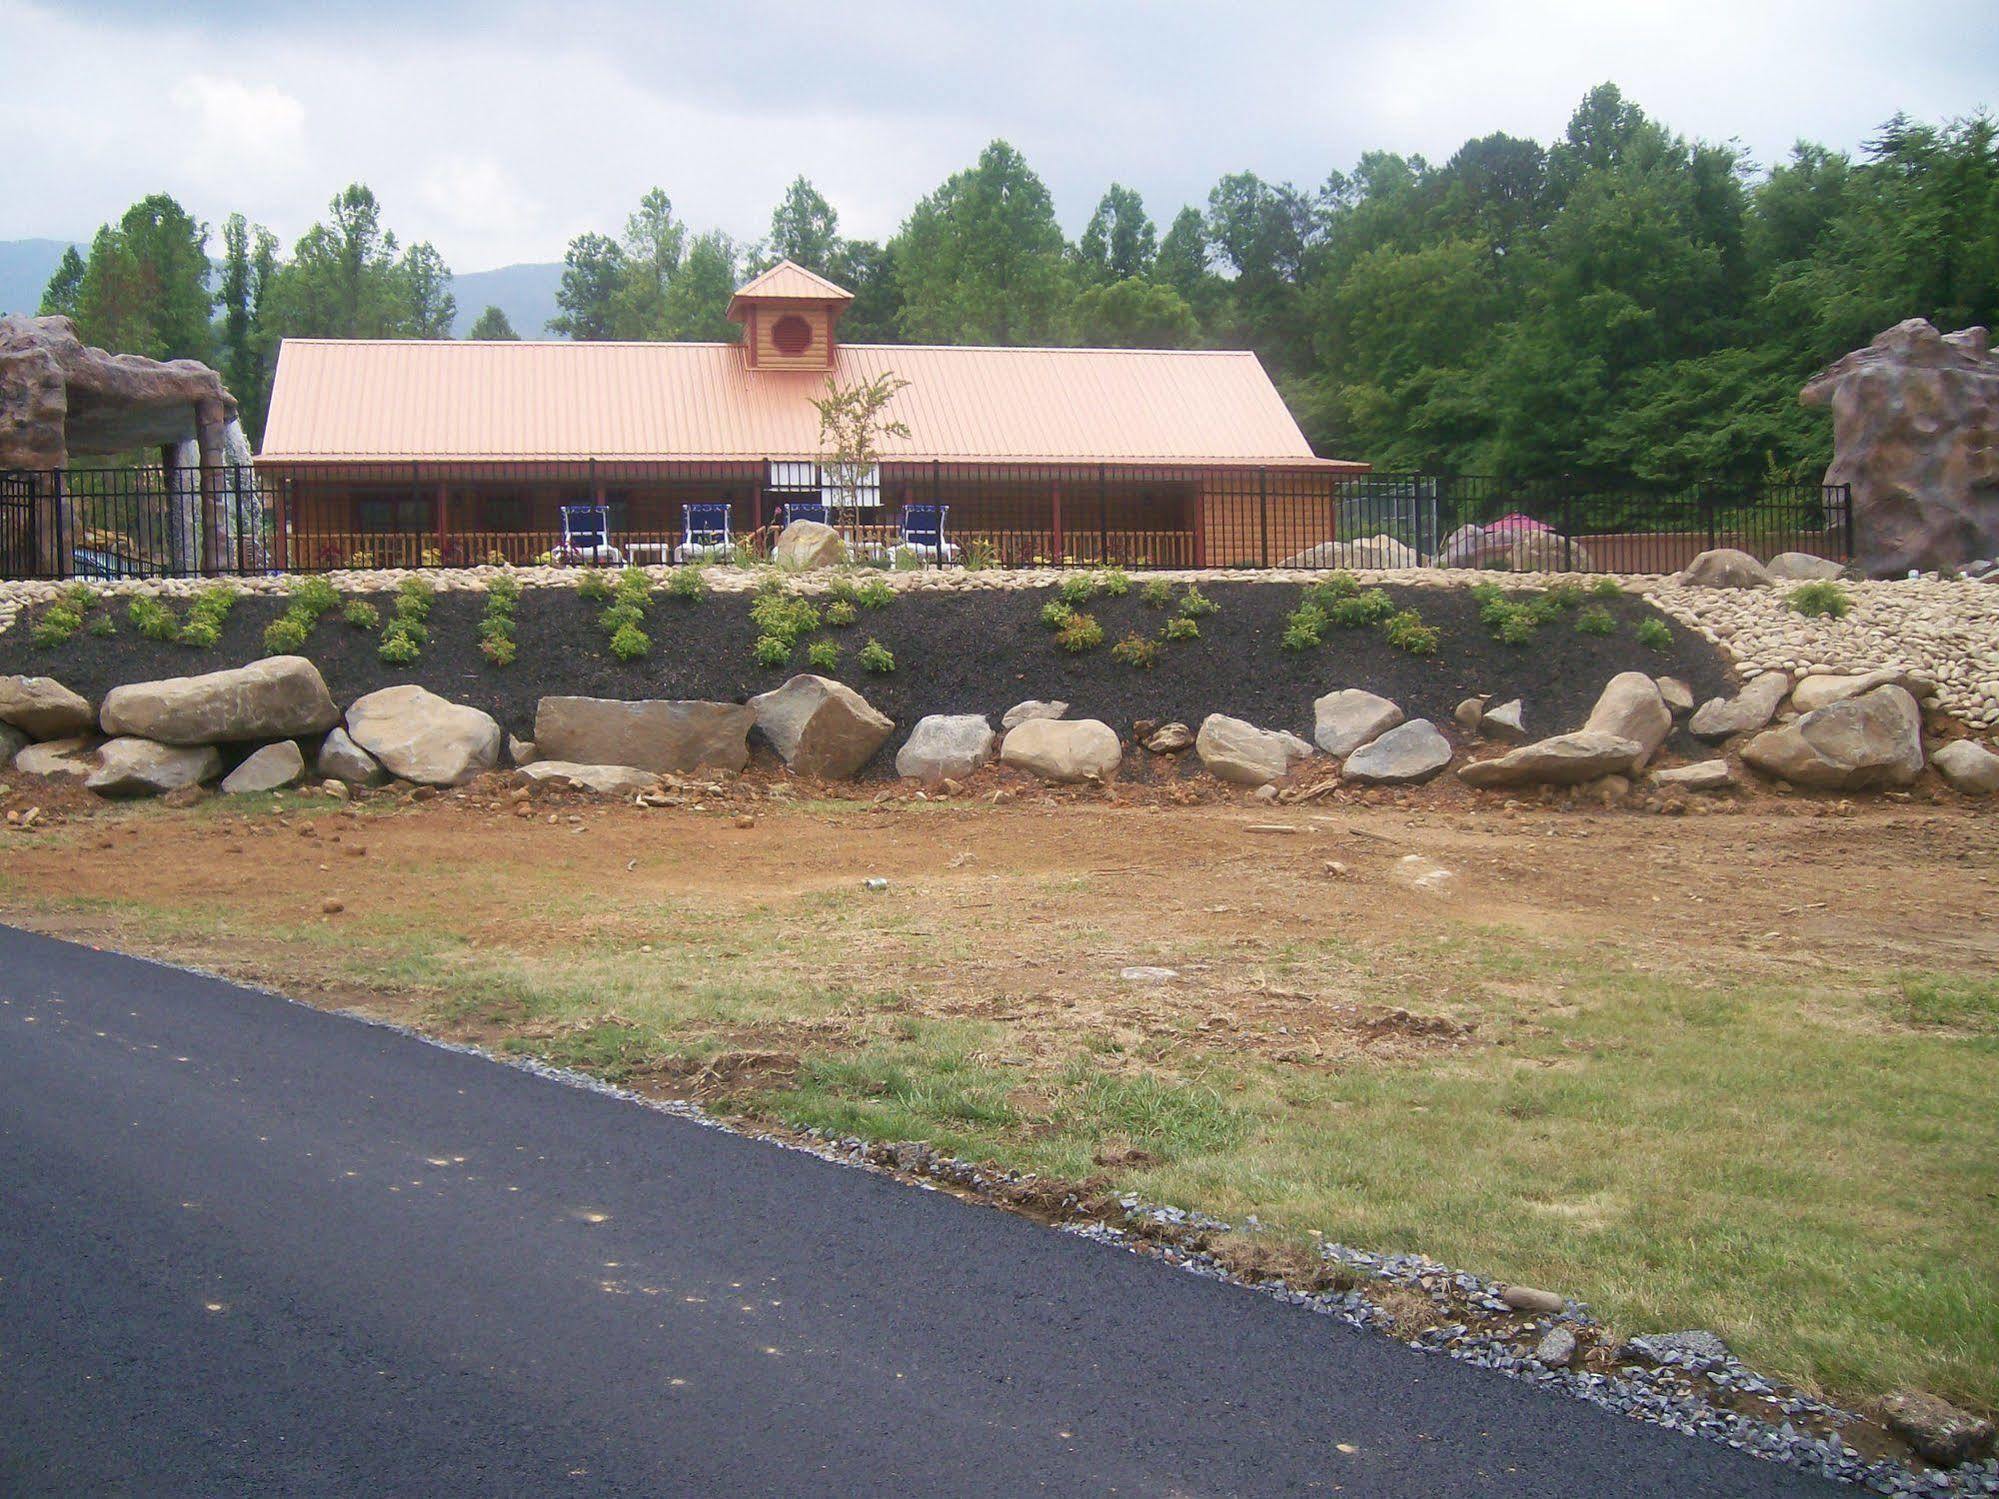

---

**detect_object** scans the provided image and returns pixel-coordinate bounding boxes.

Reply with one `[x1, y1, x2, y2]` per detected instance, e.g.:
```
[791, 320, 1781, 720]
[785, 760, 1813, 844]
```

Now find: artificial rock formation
[1801, 319, 1999, 576]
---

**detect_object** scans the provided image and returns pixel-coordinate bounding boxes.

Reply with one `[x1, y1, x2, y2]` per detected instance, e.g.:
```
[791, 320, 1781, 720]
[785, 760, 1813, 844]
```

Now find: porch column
[436, 482, 450, 560]
[1050, 479, 1063, 562]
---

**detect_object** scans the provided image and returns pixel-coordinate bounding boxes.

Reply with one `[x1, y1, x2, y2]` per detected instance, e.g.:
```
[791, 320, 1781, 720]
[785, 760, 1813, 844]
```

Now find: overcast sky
[6, 0, 1994, 272]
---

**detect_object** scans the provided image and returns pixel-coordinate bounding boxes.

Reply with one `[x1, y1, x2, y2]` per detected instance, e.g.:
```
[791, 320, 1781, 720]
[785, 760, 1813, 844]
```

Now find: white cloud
[3, 0, 1993, 268]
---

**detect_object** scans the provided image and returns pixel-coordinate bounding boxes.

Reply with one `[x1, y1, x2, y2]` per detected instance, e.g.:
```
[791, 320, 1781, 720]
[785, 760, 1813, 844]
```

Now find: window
[355, 496, 431, 533]
[480, 495, 530, 531]
[771, 313, 813, 356]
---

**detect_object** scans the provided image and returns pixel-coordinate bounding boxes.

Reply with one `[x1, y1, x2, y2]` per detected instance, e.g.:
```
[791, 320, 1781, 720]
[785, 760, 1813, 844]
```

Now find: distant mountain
[0, 238, 83, 316]
[450, 261, 565, 338]
[0, 238, 567, 340]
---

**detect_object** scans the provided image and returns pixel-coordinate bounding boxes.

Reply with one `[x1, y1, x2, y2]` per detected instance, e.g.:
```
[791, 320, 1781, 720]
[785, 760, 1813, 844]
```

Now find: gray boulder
[1739, 684, 1924, 789]
[1195, 714, 1312, 786]
[1142, 721, 1193, 754]
[1767, 551, 1845, 581]
[507, 733, 539, 766]
[1689, 673, 1792, 740]
[1932, 738, 1999, 794]
[220, 741, 305, 795]
[771, 520, 846, 570]
[1341, 719, 1452, 785]
[518, 761, 660, 796]
[1481, 699, 1527, 740]
[1791, 668, 1934, 714]
[14, 736, 96, 778]
[0, 674, 94, 739]
[1654, 677, 1694, 715]
[317, 727, 386, 786]
[85, 737, 221, 798]
[999, 718, 1121, 783]
[1312, 689, 1403, 757]
[1459, 731, 1644, 788]
[1678, 548, 1773, 588]
[1001, 699, 1068, 730]
[895, 714, 996, 782]
[1881, 1390, 1996, 1469]
[0, 722, 27, 764]
[100, 656, 339, 745]
[1582, 672, 1671, 767]
[748, 675, 893, 780]
[1651, 760, 1736, 791]
[534, 696, 755, 774]
[345, 685, 502, 787]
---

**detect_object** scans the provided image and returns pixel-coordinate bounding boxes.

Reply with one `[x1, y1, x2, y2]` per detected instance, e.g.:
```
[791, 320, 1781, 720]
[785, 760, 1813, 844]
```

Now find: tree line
[39, 84, 1999, 480]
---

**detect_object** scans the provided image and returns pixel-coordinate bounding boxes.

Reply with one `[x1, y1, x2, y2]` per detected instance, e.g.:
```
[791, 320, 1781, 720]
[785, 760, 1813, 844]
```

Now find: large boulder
[1767, 551, 1845, 581]
[1312, 689, 1403, 757]
[317, 727, 386, 786]
[85, 737, 221, 798]
[771, 520, 846, 570]
[748, 675, 893, 780]
[895, 714, 996, 782]
[1459, 731, 1645, 788]
[1933, 739, 1999, 795]
[14, 736, 95, 778]
[0, 674, 94, 739]
[1739, 684, 1924, 789]
[1278, 535, 1417, 570]
[1582, 672, 1671, 767]
[1341, 719, 1452, 785]
[1801, 319, 1999, 577]
[533, 696, 755, 774]
[100, 656, 339, 745]
[1791, 669, 1934, 714]
[1678, 548, 1773, 588]
[1689, 673, 1792, 741]
[518, 761, 660, 796]
[345, 685, 502, 787]
[1195, 714, 1312, 786]
[219, 741, 305, 795]
[999, 718, 1121, 783]
[1503, 531, 1590, 572]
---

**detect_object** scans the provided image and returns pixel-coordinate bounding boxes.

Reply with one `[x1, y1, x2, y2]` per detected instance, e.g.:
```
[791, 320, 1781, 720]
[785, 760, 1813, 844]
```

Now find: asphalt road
[0, 923, 1841, 1497]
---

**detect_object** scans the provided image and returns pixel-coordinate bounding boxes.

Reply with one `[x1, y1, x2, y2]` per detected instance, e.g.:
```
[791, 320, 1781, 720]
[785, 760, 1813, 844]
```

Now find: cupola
[726, 259, 854, 371]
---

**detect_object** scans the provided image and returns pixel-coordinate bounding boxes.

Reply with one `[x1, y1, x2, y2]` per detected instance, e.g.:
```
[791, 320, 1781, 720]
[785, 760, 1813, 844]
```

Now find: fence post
[1704, 483, 1717, 553]
[1258, 466, 1269, 569]
[1097, 463, 1109, 566]
[1560, 478, 1575, 572]
[1840, 484, 1854, 563]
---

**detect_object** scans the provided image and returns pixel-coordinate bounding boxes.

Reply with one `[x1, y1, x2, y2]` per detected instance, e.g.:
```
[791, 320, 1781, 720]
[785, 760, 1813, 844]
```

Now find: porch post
[436, 481, 450, 562]
[1050, 478, 1064, 563]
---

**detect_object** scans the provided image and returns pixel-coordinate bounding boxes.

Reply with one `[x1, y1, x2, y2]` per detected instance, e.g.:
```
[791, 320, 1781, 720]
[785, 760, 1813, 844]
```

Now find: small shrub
[806, 639, 841, 672]
[262, 616, 310, 655]
[176, 618, 221, 649]
[1468, 580, 1505, 607]
[1141, 578, 1174, 608]
[56, 583, 100, 614]
[825, 598, 858, 627]
[890, 546, 927, 571]
[343, 599, 380, 629]
[86, 612, 116, 638]
[1280, 618, 1322, 652]
[290, 575, 340, 616]
[377, 627, 421, 665]
[1382, 609, 1440, 655]
[186, 584, 238, 629]
[383, 614, 427, 647]
[1055, 612, 1104, 653]
[1524, 592, 1565, 625]
[826, 577, 860, 605]
[1178, 587, 1219, 618]
[751, 634, 791, 668]
[748, 591, 820, 645]
[1788, 580, 1851, 619]
[487, 574, 523, 609]
[1589, 576, 1625, 600]
[480, 634, 517, 668]
[1325, 589, 1395, 629]
[752, 569, 786, 597]
[1110, 631, 1159, 668]
[859, 637, 896, 674]
[1575, 605, 1616, 636]
[855, 579, 894, 610]
[1039, 599, 1077, 630]
[576, 570, 614, 603]
[616, 565, 652, 600]
[1635, 616, 1673, 650]
[478, 612, 516, 643]
[1101, 568, 1131, 597]
[1493, 608, 1538, 646]
[31, 607, 82, 648]
[394, 575, 435, 620]
[1545, 581, 1585, 611]
[1308, 571, 1360, 604]
[1162, 615, 1199, 641]
[963, 538, 1000, 571]
[1056, 572, 1098, 606]
[599, 600, 647, 636]
[130, 596, 178, 641]
[664, 566, 708, 602]
[608, 622, 651, 661]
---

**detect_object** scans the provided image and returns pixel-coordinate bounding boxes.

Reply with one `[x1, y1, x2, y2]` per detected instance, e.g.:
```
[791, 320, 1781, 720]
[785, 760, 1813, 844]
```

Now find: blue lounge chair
[558, 504, 624, 566]
[780, 500, 829, 527]
[675, 502, 734, 563]
[897, 504, 958, 564]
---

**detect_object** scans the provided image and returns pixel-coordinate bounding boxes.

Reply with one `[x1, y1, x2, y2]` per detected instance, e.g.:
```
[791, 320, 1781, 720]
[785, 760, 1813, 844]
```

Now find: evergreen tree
[549, 232, 626, 339]
[38, 246, 86, 319]
[765, 177, 841, 273]
[892, 141, 1072, 343]
[467, 305, 519, 339]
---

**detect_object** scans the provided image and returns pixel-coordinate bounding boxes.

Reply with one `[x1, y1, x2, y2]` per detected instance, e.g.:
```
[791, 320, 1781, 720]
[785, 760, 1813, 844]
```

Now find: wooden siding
[746, 305, 835, 371]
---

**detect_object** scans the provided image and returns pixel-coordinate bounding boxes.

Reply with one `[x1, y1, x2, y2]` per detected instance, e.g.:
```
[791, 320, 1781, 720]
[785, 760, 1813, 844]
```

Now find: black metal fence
[0, 460, 1853, 581]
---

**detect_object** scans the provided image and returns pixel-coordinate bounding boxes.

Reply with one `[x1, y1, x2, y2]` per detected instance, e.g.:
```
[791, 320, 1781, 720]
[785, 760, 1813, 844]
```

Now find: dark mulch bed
[3, 580, 1735, 770]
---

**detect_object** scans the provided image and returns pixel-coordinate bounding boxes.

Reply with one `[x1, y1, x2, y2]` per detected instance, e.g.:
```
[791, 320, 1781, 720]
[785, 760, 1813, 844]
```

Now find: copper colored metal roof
[260, 338, 1353, 469]
[726, 259, 855, 320]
